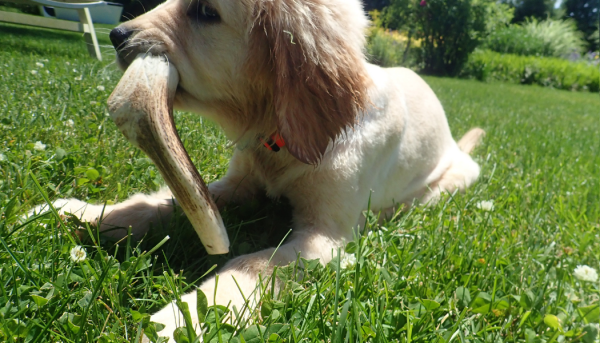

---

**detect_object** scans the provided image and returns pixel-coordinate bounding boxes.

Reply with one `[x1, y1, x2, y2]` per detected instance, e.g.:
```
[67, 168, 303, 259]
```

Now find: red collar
[260, 133, 285, 152]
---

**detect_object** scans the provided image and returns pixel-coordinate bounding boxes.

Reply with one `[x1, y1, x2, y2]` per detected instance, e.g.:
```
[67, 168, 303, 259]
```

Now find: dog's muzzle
[109, 27, 132, 50]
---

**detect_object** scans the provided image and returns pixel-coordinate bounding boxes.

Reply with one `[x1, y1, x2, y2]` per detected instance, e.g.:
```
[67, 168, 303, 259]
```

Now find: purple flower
[420, 0, 427, 6]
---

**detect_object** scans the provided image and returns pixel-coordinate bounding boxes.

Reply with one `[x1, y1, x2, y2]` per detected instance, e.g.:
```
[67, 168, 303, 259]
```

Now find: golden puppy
[36, 0, 484, 339]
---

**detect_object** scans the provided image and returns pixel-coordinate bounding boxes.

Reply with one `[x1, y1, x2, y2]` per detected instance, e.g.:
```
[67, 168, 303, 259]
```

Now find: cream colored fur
[31, 0, 484, 340]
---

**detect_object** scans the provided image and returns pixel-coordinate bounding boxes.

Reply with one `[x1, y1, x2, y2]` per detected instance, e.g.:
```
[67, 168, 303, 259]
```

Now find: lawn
[1, 22, 599, 343]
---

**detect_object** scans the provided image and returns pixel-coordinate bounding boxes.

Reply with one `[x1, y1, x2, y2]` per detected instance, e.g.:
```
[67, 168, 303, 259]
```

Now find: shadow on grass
[90, 195, 293, 306]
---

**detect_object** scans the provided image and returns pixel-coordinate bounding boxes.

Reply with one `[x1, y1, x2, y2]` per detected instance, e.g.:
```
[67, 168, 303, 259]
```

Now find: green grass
[1, 22, 600, 343]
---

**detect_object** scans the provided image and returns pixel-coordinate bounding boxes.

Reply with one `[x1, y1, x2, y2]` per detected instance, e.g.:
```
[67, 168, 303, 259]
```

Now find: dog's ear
[249, 0, 371, 164]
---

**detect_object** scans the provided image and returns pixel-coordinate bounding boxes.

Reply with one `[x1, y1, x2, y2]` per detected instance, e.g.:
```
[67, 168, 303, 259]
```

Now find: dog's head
[110, 0, 371, 164]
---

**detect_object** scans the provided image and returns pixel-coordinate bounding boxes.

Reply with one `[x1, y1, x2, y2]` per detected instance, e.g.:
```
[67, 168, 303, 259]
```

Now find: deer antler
[108, 54, 229, 255]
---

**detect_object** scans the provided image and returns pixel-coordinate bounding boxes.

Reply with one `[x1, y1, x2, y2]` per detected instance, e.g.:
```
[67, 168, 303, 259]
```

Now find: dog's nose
[110, 27, 133, 50]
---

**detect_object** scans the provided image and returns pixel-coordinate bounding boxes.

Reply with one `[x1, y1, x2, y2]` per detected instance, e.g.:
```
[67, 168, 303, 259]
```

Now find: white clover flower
[97, 85, 105, 91]
[0, 153, 6, 161]
[340, 254, 356, 269]
[30, 70, 38, 75]
[476, 200, 494, 211]
[70, 246, 87, 262]
[36, 62, 44, 68]
[72, 68, 78, 73]
[74, 75, 82, 81]
[574, 265, 598, 282]
[66, 61, 70, 65]
[65, 119, 74, 127]
[33, 141, 46, 151]
[565, 290, 580, 302]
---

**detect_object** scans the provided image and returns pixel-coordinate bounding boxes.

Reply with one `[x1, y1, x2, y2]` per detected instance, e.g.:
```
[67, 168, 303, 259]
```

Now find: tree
[416, 0, 487, 76]
[378, 0, 419, 64]
[508, 0, 556, 22]
[563, 0, 600, 50]
[363, 0, 393, 11]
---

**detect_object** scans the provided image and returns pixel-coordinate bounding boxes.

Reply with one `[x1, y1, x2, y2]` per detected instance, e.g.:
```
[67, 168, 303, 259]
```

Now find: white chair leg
[76, 7, 102, 61]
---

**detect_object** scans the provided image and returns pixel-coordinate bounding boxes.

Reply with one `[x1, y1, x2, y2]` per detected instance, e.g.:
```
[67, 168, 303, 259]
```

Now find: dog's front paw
[146, 291, 205, 343]
[146, 270, 259, 342]
[208, 180, 243, 208]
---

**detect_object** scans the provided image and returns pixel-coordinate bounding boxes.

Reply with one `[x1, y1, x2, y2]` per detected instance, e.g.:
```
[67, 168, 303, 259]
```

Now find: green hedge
[461, 50, 600, 92]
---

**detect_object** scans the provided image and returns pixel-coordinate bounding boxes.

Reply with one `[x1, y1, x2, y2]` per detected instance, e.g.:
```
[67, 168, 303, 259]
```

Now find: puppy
[35, 0, 484, 339]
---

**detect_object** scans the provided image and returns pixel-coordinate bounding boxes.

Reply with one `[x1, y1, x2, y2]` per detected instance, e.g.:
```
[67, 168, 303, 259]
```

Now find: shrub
[415, 0, 488, 76]
[0, 1, 39, 15]
[480, 1, 514, 34]
[483, 18, 587, 58]
[461, 49, 600, 92]
[483, 25, 552, 56]
[366, 28, 413, 67]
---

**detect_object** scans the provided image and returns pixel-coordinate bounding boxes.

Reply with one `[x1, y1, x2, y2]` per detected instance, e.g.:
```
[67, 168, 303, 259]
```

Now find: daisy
[476, 200, 494, 211]
[33, 141, 46, 151]
[70, 246, 87, 262]
[574, 265, 598, 282]
[340, 253, 356, 269]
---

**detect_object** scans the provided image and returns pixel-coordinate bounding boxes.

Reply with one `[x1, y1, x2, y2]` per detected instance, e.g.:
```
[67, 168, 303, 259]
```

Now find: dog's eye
[201, 4, 218, 19]
[189, 2, 220, 23]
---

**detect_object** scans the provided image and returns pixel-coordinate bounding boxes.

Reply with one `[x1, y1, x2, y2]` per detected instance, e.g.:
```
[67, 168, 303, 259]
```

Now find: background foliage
[461, 49, 600, 92]
[376, 0, 509, 75]
[563, 0, 600, 51]
[416, 0, 487, 75]
[505, 0, 557, 23]
[366, 27, 414, 67]
[482, 18, 587, 58]
[368, 0, 598, 85]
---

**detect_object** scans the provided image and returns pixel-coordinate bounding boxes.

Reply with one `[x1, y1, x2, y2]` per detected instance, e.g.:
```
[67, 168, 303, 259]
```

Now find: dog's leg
[29, 188, 177, 239]
[148, 232, 347, 340]
[148, 185, 362, 341]
[208, 150, 263, 207]
[29, 151, 262, 239]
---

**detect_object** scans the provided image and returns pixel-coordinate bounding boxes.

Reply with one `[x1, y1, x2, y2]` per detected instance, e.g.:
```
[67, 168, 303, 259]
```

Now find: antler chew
[107, 54, 229, 254]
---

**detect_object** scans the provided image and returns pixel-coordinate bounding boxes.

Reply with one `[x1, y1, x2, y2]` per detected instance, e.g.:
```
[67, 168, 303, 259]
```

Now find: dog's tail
[457, 128, 485, 154]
